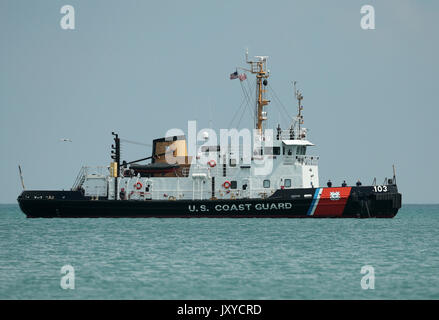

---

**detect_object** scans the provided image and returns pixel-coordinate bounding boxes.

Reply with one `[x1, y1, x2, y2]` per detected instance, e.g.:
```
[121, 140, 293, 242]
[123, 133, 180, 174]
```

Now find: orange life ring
[135, 182, 143, 190]
[223, 181, 231, 189]
[208, 160, 216, 168]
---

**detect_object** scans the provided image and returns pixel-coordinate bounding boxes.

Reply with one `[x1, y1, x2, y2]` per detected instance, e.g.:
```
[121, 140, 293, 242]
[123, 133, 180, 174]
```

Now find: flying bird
[59, 138, 72, 142]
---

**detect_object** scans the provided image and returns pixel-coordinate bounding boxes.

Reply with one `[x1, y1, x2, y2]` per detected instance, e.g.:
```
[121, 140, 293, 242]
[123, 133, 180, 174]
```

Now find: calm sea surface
[0, 204, 438, 299]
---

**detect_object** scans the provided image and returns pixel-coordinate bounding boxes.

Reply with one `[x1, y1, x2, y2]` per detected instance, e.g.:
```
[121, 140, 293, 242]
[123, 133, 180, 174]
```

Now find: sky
[1, 0, 438, 203]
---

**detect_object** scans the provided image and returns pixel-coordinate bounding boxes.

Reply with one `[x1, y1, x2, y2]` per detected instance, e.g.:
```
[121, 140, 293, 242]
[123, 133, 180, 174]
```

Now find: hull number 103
[373, 185, 388, 193]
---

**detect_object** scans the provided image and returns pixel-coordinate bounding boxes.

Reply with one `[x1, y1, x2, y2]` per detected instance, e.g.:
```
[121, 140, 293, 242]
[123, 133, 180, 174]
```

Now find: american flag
[230, 71, 238, 80]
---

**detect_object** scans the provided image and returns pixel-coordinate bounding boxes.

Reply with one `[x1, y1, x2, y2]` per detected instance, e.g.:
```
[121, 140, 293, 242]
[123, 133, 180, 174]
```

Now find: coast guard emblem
[330, 191, 341, 201]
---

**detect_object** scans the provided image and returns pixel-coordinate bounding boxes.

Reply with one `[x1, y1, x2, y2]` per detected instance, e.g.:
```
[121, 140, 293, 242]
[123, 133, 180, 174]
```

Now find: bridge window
[264, 147, 281, 155]
[230, 181, 237, 189]
[297, 146, 307, 155]
[284, 179, 291, 188]
[263, 180, 270, 188]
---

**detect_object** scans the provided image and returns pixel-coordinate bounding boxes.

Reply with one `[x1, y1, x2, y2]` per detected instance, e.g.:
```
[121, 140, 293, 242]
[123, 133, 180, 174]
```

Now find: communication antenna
[18, 165, 25, 190]
[292, 81, 304, 137]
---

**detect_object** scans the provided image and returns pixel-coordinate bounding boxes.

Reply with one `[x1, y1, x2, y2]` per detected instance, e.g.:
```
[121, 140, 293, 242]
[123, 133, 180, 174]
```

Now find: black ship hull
[17, 185, 401, 218]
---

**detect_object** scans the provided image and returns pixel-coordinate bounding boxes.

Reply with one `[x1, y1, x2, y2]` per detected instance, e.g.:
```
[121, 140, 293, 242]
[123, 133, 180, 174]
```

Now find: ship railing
[295, 155, 319, 166]
[192, 157, 294, 176]
[276, 129, 307, 141]
[283, 155, 318, 166]
[140, 188, 280, 200]
[71, 166, 110, 190]
[191, 154, 317, 174]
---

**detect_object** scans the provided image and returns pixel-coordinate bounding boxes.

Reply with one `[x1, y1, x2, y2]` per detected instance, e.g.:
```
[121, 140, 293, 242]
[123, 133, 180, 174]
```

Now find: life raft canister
[135, 182, 143, 190]
[223, 181, 231, 189]
[208, 160, 216, 168]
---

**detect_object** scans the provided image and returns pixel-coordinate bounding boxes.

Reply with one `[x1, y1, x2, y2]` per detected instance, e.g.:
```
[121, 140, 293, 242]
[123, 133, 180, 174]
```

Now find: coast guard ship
[17, 53, 402, 218]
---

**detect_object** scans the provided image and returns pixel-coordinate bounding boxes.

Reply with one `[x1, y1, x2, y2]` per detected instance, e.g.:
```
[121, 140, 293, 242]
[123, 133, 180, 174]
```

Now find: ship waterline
[18, 186, 401, 218]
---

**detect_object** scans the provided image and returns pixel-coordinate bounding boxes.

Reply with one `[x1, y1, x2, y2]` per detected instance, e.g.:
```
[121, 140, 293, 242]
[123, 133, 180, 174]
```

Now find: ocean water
[0, 204, 438, 300]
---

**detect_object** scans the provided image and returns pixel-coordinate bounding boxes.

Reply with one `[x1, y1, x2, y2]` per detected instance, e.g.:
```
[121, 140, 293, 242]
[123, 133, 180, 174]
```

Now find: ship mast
[293, 81, 304, 138]
[244, 50, 270, 134]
